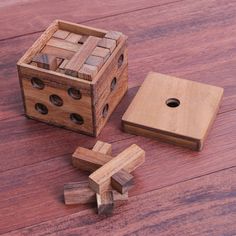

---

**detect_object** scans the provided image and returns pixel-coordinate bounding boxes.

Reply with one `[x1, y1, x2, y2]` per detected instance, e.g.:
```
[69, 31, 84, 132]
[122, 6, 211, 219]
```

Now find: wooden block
[122, 72, 224, 151]
[72, 147, 112, 172]
[64, 181, 95, 205]
[92, 140, 112, 155]
[65, 33, 83, 43]
[41, 45, 74, 60]
[65, 36, 101, 77]
[89, 144, 145, 194]
[64, 181, 128, 205]
[78, 64, 98, 81]
[78, 35, 88, 44]
[105, 31, 123, 43]
[73, 145, 135, 194]
[53, 29, 70, 39]
[32, 53, 57, 70]
[57, 59, 69, 73]
[98, 38, 116, 52]
[96, 191, 114, 215]
[85, 55, 104, 70]
[47, 37, 81, 52]
[92, 47, 110, 61]
[111, 169, 134, 194]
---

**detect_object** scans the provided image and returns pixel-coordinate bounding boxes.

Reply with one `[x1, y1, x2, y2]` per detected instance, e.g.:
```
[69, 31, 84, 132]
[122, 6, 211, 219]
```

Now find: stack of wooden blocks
[64, 141, 145, 215]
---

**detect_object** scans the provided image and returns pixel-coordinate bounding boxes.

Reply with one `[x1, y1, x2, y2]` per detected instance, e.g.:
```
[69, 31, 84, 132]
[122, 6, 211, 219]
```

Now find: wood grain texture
[0, 0, 236, 234]
[0, 0, 171, 40]
[6, 166, 236, 236]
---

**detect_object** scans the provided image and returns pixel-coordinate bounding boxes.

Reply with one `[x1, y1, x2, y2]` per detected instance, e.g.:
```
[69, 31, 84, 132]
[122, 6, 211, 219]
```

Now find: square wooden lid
[122, 72, 224, 151]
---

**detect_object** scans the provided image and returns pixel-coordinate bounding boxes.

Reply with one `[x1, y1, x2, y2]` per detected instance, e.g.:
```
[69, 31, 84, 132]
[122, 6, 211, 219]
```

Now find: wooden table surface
[1, 0, 236, 235]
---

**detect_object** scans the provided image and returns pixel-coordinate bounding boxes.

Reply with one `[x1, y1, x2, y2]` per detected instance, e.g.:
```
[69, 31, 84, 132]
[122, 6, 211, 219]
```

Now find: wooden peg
[89, 144, 145, 194]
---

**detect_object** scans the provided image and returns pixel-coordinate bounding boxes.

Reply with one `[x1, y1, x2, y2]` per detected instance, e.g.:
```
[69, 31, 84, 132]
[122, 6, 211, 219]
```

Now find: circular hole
[102, 104, 109, 118]
[49, 94, 63, 107]
[110, 77, 117, 91]
[70, 113, 84, 125]
[35, 103, 48, 115]
[166, 98, 180, 108]
[68, 88, 82, 100]
[118, 54, 124, 68]
[31, 77, 44, 90]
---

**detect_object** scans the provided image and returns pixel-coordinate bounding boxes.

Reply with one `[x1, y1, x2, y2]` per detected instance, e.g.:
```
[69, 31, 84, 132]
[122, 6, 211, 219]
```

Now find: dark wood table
[0, 0, 236, 235]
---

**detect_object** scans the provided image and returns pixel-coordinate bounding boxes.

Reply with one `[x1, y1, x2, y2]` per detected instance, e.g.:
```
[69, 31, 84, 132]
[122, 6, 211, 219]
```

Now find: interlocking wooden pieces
[17, 20, 128, 137]
[64, 141, 145, 215]
[122, 72, 224, 151]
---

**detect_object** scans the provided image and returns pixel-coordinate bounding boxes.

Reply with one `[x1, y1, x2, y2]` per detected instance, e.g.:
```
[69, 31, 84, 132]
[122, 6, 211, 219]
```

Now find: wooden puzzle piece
[64, 181, 128, 205]
[105, 31, 122, 44]
[92, 47, 110, 61]
[98, 38, 116, 53]
[72, 144, 135, 194]
[78, 64, 98, 81]
[89, 144, 145, 194]
[32, 53, 57, 70]
[111, 169, 134, 194]
[85, 55, 104, 71]
[41, 45, 74, 60]
[64, 181, 95, 205]
[65, 33, 83, 43]
[53, 29, 70, 39]
[57, 59, 69, 73]
[96, 191, 114, 215]
[65, 36, 101, 77]
[47, 37, 81, 52]
[92, 140, 112, 155]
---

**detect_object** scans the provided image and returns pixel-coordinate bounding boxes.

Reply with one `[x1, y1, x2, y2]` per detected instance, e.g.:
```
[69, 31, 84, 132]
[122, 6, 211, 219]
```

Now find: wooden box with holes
[17, 20, 128, 136]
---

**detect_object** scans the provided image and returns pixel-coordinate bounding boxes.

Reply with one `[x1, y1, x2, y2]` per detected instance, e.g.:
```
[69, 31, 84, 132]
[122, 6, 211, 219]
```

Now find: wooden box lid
[122, 72, 224, 151]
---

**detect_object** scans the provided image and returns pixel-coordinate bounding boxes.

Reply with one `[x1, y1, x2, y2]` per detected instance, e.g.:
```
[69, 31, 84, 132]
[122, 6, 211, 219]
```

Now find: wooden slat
[65, 36, 101, 77]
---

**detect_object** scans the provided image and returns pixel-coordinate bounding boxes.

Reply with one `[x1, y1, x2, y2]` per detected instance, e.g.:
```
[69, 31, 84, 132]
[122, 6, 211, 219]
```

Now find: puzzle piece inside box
[17, 20, 128, 136]
[122, 72, 224, 151]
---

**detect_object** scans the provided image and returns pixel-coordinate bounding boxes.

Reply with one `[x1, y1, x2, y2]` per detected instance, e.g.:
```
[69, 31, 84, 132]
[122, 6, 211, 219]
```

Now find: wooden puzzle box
[17, 20, 128, 136]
